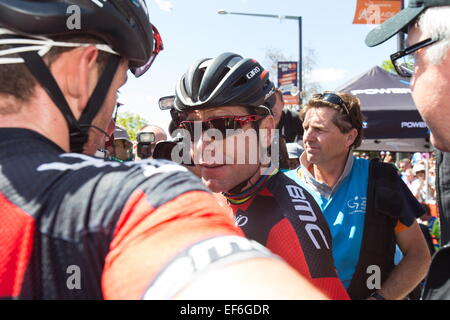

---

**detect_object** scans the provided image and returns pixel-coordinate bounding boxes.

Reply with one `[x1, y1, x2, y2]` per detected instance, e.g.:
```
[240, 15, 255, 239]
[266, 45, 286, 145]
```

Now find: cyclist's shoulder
[40, 153, 208, 200]
[272, 169, 309, 190]
[4, 152, 208, 220]
[267, 170, 319, 203]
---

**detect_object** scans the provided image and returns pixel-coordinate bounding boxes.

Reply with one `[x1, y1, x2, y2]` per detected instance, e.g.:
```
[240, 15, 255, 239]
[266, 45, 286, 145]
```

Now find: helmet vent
[233, 76, 248, 88]
[199, 67, 229, 101]
[216, 68, 231, 85]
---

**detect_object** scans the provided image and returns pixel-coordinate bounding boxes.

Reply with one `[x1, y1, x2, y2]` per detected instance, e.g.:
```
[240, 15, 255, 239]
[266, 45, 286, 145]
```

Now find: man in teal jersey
[285, 92, 431, 300]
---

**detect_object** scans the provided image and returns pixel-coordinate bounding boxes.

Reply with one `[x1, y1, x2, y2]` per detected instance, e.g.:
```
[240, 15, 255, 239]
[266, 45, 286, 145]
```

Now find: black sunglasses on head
[313, 93, 350, 115]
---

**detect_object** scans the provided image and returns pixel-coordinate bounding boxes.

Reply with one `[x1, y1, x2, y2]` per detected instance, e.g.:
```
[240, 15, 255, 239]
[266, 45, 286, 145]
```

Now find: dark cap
[365, 0, 450, 47]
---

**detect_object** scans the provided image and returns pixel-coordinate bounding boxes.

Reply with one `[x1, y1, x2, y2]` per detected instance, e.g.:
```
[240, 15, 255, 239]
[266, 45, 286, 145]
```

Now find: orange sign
[353, 0, 401, 24]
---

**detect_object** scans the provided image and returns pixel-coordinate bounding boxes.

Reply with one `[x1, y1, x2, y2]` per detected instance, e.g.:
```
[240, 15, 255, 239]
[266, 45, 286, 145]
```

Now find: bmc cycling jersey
[225, 169, 349, 300]
[0, 129, 247, 299]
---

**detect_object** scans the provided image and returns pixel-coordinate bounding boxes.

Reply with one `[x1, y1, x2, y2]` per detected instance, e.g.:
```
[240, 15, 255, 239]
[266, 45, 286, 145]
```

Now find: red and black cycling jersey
[226, 169, 350, 300]
[0, 128, 243, 299]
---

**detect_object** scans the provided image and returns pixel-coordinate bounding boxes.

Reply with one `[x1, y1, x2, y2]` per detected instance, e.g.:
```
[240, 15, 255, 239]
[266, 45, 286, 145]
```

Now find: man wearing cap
[411, 163, 435, 203]
[285, 142, 303, 170]
[366, 1, 450, 151]
[366, 0, 450, 299]
[106, 125, 134, 162]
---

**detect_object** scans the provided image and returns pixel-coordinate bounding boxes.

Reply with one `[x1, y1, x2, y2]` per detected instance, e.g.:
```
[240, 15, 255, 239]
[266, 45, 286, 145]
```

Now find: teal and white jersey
[285, 157, 369, 288]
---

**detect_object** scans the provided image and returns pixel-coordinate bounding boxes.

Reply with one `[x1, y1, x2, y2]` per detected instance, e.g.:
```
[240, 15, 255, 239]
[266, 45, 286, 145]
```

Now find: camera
[158, 95, 175, 110]
[137, 131, 156, 159]
[152, 140, 179, 161]
[152, 135, 195, 166]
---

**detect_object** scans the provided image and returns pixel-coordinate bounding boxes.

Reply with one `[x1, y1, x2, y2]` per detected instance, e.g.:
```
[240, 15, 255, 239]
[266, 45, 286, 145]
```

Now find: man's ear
[59, 46, 100, 118]
[272, 93, 285, 127]
[259, 114, 275, 149]
[346, 128, 358, 148]
[262, 114, 275, 131]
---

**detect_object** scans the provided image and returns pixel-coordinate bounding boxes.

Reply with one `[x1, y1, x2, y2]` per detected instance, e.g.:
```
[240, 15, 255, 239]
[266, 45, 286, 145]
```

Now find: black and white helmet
[0, 0, 158, 74]
[175, 52, 276, 113]
[0, 0, 163, 152]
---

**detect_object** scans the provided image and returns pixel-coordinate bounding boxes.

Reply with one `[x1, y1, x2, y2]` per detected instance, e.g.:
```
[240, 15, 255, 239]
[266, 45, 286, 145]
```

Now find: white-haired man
[366, 0, 450, 299]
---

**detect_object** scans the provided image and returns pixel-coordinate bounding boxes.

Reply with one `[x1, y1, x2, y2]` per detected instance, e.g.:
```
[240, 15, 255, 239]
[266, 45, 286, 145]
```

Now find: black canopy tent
[336, 66, 432, 152]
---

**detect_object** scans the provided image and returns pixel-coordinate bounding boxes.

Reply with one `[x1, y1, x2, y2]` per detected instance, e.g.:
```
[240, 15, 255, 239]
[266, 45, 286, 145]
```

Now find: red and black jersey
[227, 170, 350, 300]
[0, 128, 243, 299]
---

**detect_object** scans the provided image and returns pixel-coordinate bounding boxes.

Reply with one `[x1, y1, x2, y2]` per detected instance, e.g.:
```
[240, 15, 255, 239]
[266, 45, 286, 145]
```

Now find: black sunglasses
[178, 115, 264, 141]
[313, 93, 350, 115]
[390, 37, 440, 78]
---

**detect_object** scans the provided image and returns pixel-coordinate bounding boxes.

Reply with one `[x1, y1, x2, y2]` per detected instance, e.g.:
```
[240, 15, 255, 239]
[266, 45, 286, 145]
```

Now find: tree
[116, 111, 149, 141]
[263, 47, 322, 104]
[302, 47, 323, 101]
[380, 59, 397, 74]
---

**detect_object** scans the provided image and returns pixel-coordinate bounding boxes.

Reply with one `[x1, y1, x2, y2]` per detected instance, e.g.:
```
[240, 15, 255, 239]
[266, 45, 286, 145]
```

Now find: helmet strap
[75, 54, 120, 153]
[227, 164, 262, 195]
[19, 50, 81, 140]
[18, 51, 120, 153]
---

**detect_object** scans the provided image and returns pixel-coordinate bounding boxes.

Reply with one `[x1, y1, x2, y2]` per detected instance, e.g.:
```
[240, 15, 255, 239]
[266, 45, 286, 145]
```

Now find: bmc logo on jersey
[246, 66, 261, 80]
[285, 185, 330, 250]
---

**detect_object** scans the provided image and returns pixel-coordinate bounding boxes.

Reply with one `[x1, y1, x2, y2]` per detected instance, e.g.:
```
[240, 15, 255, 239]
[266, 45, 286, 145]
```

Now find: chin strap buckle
[70, 129, 88, 154]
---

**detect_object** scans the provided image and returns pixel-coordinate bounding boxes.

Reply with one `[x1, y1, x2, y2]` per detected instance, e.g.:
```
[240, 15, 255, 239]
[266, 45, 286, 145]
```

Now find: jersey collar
[225, 167, 278, 205]
[0, 128, 65, 153]
[297, 151, 354, 200]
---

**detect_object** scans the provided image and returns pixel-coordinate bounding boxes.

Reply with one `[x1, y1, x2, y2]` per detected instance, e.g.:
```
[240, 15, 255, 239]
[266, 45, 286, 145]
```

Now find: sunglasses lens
[205, 118, 239, 138]
[130, 25, 163, 77]
[322, 93, 341, 105]
[131, 55, 155, 77]
[179, 117, 247, 141]
[393, 55, 414, 78]
[319, 93, 349, 115]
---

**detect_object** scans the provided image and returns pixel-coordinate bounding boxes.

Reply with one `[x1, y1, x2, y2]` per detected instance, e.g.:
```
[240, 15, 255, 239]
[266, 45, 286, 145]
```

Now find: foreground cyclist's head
[0, 0, 162, 153]
[173, 52, 277, 193]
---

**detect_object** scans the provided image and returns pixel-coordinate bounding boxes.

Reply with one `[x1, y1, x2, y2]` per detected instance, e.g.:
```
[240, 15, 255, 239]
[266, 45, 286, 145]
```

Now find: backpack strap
[346, 158, 399, 299]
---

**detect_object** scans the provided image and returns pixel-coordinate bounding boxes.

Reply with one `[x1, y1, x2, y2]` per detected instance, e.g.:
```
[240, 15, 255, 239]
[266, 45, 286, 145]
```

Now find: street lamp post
[218, 10, 303, 96]
[397, 0, 405, 51]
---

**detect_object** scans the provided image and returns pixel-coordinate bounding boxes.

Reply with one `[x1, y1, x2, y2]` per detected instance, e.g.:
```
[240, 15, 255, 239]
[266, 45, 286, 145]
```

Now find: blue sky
[119, 0, 401, 132]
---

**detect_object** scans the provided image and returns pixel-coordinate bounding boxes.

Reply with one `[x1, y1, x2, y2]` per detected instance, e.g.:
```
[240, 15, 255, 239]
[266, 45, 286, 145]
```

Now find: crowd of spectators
[351, 150, 441, 252]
